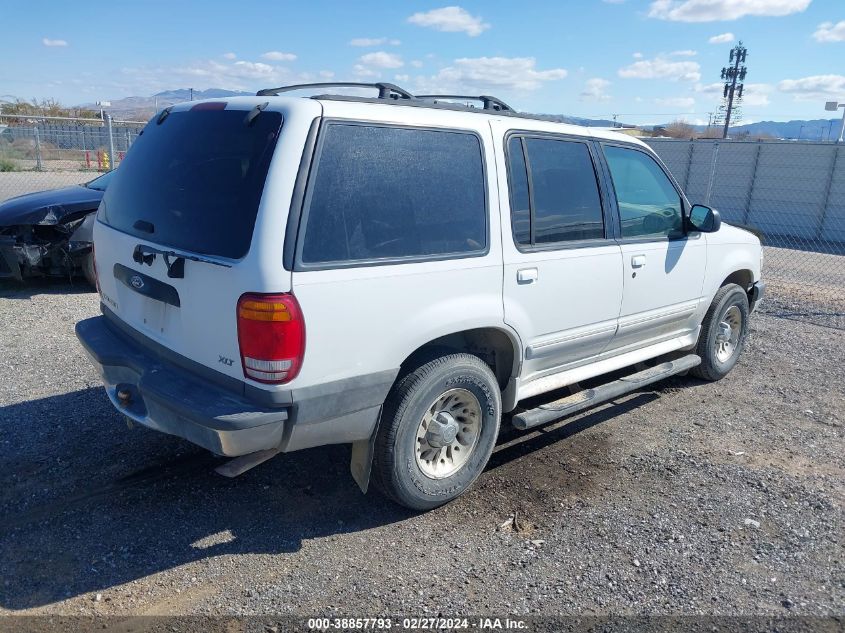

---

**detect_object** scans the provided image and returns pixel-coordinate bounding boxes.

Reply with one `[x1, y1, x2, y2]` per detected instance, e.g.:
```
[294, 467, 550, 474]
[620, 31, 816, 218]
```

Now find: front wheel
[372, 353, 501, 510]
[691, 283, 749, 381]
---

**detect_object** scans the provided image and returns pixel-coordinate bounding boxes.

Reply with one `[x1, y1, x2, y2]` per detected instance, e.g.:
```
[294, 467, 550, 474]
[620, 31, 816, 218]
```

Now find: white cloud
[670, 49, 698, 56]
[581, 78, 611, 101]
[655, 96, 696, 108]
[222, 52, 237, 60]
[42, 38, 68, 47]
[648, 0, 811, 22]
[319, 70, 335, 79]
[633, 52, 644, 59]
[261, 51, 297, 62]
[421, 56, 567, 92]
[695, 81, 773, 106]
[740, 83, 773, 106]
[349, 37, 401, 47]
[813, 21, 845, 43]
[358, 51, 404, 69]
[708, 32, 735, 44]
[395, 74, 410, 82]
[122, 58, 304, 93]
[407, 6, 490, 37]
[353, 65, 379, 78]
[695, 82, 724, 95]
[410, 60, 424, 68]
[778, 74, 845, 101]
[618, 55, 701, 81]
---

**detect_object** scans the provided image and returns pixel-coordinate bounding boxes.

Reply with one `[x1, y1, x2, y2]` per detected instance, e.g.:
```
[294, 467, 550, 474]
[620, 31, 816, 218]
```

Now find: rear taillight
[236, 293, 305, 384]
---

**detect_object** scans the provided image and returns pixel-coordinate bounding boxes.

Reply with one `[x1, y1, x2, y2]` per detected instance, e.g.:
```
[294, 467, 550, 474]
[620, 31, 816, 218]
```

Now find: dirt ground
[0, 280, 842, 626]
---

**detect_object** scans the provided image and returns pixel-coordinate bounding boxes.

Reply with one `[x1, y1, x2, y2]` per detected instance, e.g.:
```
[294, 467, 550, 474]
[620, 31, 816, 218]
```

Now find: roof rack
[256, 82, 414, 100]
[414, 94, 513, 112]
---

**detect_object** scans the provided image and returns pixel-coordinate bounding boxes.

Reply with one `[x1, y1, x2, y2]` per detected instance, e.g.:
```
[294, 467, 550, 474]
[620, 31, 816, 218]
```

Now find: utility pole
[720, 41, 747, 139]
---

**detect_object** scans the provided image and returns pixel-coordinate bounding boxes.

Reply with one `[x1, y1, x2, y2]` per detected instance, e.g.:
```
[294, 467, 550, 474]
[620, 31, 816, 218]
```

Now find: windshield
[98, 108, 283, 259]
[85, 170, 115, 191]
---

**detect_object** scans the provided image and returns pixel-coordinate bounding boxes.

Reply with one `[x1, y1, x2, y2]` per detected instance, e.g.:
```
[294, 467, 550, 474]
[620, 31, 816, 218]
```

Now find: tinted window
[99, 109, 283, 259]
[507, 137, 531, 246]
[507, 136, 604, 246]
[603, 146, 683, 239]
[301, 124, 486, 264]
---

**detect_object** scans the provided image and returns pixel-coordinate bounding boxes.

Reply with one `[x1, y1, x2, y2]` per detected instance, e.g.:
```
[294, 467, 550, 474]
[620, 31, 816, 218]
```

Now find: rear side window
[506, 136, 605, 247]
[301, 123, 486, 265]
[99, 108, 283, 259]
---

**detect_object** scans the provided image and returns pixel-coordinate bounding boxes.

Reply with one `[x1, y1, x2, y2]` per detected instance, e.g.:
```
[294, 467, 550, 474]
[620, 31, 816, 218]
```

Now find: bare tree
[663, 120, 697, 139]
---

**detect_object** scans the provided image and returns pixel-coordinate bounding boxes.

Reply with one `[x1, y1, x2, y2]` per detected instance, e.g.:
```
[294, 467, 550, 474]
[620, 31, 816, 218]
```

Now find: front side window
[603, 145, 684, 239]
[301, 123, 487, 265]
[506, 136, 605, 247]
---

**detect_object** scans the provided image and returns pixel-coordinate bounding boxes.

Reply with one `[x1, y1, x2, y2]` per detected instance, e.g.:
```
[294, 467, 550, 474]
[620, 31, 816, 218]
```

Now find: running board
[512, 354, 701, 431]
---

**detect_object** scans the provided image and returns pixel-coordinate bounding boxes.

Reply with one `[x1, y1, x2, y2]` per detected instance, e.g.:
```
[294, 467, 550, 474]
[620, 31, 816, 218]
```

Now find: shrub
[0, 158, 20, 172]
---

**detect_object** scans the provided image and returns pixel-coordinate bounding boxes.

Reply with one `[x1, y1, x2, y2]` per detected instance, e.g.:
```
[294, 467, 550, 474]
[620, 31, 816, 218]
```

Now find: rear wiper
[244, 101, 269, 127]
[132, 244, 232, 279]
[157, 106, 173, 125]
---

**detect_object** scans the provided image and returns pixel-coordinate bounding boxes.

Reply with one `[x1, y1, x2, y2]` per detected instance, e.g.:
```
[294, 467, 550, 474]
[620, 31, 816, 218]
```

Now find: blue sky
[2, 0, 844, 125]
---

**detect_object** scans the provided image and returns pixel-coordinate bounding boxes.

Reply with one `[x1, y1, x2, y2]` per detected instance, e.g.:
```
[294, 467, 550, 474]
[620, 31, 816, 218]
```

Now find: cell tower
[714, 41, 748, 139]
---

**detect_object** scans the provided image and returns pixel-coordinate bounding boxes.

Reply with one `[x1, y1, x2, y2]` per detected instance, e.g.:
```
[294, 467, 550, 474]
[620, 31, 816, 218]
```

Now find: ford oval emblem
[130, 275, 145, 289]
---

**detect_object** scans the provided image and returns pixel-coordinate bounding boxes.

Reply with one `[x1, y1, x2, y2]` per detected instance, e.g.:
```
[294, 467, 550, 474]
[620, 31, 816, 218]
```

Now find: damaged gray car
[0, 171, 114, 286]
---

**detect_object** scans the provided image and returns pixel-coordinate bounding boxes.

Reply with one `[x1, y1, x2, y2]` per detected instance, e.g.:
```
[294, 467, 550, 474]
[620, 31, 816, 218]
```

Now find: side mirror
[688, 204, 721, 233]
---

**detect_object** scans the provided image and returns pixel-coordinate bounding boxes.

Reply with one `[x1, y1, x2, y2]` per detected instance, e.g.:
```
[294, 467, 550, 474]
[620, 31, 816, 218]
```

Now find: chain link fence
[0, 116, 144, 193]
[647, 138, 844, 327]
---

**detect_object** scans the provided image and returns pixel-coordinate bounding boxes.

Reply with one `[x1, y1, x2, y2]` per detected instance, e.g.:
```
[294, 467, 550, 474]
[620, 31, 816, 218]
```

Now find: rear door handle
[517, 267, 539, 284]
[631, 255, 647, 269]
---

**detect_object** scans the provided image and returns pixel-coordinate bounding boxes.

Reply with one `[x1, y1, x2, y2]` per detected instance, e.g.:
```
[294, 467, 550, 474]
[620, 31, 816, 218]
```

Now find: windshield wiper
[132, 243, 232, 279]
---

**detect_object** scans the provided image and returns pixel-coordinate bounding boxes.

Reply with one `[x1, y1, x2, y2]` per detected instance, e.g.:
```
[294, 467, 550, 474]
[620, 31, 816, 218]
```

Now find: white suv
[76, 83, 764, 510]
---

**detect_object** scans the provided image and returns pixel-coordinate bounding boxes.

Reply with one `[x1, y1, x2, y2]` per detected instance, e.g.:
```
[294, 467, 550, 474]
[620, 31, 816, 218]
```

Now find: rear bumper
[75, 316, 289, 456]
[750, 280, 765, 312]
[75, 314, 394, 457]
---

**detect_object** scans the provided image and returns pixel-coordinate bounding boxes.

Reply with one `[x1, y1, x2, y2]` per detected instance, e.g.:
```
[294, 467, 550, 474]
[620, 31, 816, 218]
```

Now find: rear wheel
[691, 283, 749, 381]
[372, 353, 501, 510]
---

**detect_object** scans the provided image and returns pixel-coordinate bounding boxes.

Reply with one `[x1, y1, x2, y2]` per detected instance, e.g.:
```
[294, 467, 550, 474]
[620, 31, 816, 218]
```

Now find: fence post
[744, 141, 763, 224]
[704, 141, 720, 206]
[684, 140, 694, 191]
[106, 114, 116, 171]
[33, 127, 43, 171]
[818, 145, 840, 241]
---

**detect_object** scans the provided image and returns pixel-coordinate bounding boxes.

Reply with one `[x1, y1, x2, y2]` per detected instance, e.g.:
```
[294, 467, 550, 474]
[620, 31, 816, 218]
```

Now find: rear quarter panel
[288, 102, 510, 390]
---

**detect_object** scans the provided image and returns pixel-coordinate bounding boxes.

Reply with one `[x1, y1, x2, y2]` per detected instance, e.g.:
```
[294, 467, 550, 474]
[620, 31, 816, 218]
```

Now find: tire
[691, 283, 749, 382]
[372, 353, 501, 510]
[82, 251, 97, 288]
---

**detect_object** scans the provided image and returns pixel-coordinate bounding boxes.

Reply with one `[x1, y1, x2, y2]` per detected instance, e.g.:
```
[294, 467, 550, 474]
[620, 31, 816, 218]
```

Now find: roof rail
[256, 82, 414, 100]
[415, 94, 513, 112]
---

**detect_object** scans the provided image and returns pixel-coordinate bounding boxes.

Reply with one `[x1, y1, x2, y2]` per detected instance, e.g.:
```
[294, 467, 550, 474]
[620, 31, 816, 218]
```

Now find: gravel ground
[0, 280, 842, 622]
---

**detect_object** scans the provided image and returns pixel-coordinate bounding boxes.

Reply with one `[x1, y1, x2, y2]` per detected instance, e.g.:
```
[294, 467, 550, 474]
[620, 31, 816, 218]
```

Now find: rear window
[300, 123, 487, 266]
[99, 108, 283, 259]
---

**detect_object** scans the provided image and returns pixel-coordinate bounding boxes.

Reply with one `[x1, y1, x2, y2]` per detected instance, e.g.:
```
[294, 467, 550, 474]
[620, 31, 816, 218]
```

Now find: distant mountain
[532, 114, 622, 128]
[722, 118, 840, 141]
[80, 88, 253, 120]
